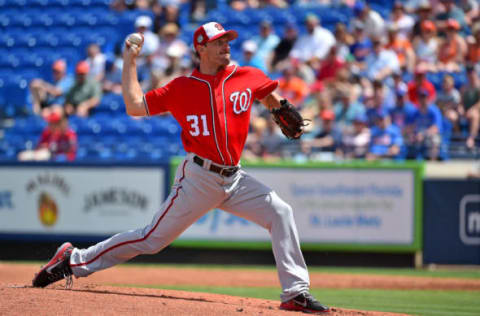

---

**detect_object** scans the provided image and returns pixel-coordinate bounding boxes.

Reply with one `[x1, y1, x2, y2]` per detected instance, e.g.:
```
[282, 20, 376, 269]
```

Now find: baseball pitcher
[32, 22, 329, 314]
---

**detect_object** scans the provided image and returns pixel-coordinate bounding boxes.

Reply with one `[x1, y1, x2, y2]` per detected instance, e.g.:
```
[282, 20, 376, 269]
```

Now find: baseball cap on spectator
[417, 0, 432, 11]
[353, 1, 366, 16]
[446, 19, 460, 30]
[75, 60, 90, 74]
[421, 20, 436, 32]
[162, 23, 179, 36]
[305, 13, 319, 23]
[242, 40, 257, 53]
[135, 15, 152, 29]
[193, 22, 238, 51]
[321, 109, 335, 121]
[52, 59, 66, 72]
[46, 112, 62, 124]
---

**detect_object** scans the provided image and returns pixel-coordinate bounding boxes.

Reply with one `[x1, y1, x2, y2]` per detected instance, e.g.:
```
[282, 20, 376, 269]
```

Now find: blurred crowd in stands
[23, 0, 480, 162]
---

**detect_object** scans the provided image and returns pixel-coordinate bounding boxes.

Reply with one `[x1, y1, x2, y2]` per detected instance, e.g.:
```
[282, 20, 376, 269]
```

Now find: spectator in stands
[86, 43, 107, 82]
[366, 110, 403, 161]
[289, 13, 336, 66]
[466, 23, 480, 65]
[407, 65, 436, 106]
[152, 0, 181, 33]
[134, 15, 160, 58]
[460, 0, 479, 25]
[333, 87, 365, 130]
[385, 24, 416, 73]
[349, 20, 372, 73]
[64, 61, 102, 117]
[436, 74, 462, 131]
[155, 23, 188, 71]
[243, 116, 284, 161]
[339, 113, 371, 159]
[251, 20, 280, 72]
[333, 23, 354, 62]
[352, 0, 385, 38]
[390, 83, 418, 130]
[29, 59, 73, 118]
[363, 36, 400, 82]
[405, 89, 443, 160]
[411, 0, 435, 39]
[18, 112, 77, 162]
[437, 19, 467, 72]
[366, 80, 395, 126]
[102, 43, 123, 95]
[388, 1, 415, 39]
[151, 44, 189, 89]
[277, 66, 310, 109]
[301, 109, 342, 160]
[315, 46, 346, 85]
[436, 0, 468, 35]
[239, 40, 267, 73]
[413, 20, 440, 71]
[301, 81, 331, 128]
[460, 64, 480, 149]
[270, 23, 298, 72]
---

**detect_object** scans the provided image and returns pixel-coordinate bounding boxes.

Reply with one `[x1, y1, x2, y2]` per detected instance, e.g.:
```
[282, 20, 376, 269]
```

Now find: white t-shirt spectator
[364, 48, 400, 80]
[290, 26, 336, 62]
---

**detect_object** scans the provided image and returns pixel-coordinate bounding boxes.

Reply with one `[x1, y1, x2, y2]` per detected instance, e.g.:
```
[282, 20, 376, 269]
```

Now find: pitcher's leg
[71, 160, 223, 277]
[221, 171, 309, 301]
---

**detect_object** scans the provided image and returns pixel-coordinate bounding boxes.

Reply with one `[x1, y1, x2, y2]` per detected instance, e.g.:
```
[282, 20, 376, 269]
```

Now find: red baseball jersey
[144, 65, 278, 166]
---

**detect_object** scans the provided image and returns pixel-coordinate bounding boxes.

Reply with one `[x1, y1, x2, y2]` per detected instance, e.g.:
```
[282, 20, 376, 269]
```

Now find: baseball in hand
[127, 33, 143, 48]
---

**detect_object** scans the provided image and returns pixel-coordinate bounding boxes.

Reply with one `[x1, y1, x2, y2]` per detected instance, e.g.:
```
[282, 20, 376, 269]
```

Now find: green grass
[116, 263, 480, 279]
[116, 284, 480, 316]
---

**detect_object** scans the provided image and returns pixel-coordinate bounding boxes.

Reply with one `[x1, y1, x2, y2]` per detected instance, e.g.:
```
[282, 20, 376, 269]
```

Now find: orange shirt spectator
[385, 25, 415, 72]
[277, 67, 309, 107]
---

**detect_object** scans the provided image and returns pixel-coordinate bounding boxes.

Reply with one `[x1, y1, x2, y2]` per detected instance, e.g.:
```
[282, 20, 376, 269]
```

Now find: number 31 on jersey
[186, 114, 210, 136]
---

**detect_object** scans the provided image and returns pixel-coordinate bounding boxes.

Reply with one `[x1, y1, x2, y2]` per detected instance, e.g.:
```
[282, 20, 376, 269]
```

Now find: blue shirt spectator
[349, 21, 372, 62]
[389, 85, 418, 129]
[333, 90, 366, 129]
[251, 20, 280, 69]
[412, 102, 443, 134]
[368, 111, 403, 160]
[405, 89, 443, 160]
[364, 39, 400, 81]
[239, 40, 268, 73]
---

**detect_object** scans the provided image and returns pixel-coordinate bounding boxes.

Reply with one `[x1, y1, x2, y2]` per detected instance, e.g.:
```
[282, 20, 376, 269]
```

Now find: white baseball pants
[70, 153, 310, 301]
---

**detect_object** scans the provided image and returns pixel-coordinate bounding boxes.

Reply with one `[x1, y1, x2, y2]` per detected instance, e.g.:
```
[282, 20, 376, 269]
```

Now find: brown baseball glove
[271, 99, 309, 140]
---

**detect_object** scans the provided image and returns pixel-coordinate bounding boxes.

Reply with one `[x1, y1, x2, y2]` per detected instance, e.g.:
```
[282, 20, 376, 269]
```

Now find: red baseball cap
[46, 112, 62, 123]
[193, 22, 238, 51]
[75, 60, 90, 74]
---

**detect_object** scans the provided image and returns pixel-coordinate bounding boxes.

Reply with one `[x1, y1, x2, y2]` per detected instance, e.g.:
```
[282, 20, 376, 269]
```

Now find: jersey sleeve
[246, 67, 279, 100]
[144, 77, 181, 116]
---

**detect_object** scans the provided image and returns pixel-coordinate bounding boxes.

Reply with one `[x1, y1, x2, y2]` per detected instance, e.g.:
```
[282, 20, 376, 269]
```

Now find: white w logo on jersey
[230, 88, 252, 114]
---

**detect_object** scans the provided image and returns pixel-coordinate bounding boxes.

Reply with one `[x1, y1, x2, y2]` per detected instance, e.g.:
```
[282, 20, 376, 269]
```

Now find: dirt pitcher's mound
[0, 284, 407, 316]
[3, 262, 478, 316]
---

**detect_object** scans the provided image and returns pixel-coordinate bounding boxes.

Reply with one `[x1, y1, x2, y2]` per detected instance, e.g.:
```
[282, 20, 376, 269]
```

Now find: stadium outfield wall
[1, 159, 479, 265]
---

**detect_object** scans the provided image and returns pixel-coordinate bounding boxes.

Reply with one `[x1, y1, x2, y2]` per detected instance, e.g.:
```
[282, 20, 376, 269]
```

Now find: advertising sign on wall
[424, 180, 480, 264]
[0, 166, 165, 237]
[178, 161, 422, 252]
